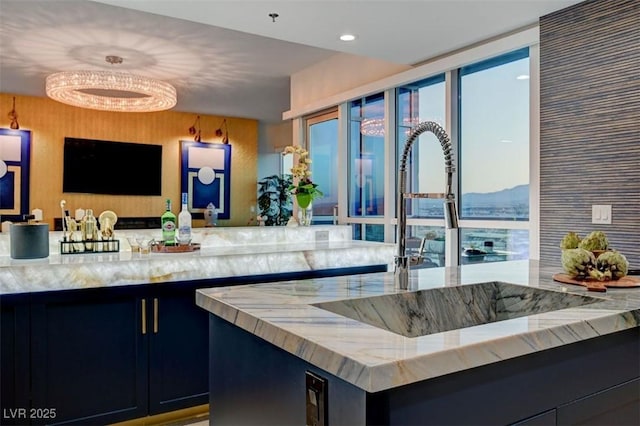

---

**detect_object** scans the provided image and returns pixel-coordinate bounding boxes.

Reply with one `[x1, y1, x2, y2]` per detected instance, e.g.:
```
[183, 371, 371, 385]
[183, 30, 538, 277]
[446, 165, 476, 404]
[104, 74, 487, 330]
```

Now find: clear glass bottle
[178, 193, 192, 244]
[211, 204, 218, 226]
[161, 199, 176, 245]
[83, 209, 97, 250]
[204, 203, 218, 227]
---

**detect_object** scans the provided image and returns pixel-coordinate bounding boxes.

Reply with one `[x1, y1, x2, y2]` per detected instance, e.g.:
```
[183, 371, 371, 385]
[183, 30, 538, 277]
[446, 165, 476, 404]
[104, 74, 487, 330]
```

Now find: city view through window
[305, 48, 531, 265]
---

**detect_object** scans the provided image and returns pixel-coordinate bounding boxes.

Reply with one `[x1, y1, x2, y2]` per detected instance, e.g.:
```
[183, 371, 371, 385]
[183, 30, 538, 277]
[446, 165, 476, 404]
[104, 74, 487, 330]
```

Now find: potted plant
[281, 145, 323, 225]
[257, 175, 293, 226]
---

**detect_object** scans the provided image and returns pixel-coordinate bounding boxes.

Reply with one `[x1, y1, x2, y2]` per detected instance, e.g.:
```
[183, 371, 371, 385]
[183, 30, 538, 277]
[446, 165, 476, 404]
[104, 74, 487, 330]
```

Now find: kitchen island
[0, 225, 394, 425]
[196, 260, 640, 425]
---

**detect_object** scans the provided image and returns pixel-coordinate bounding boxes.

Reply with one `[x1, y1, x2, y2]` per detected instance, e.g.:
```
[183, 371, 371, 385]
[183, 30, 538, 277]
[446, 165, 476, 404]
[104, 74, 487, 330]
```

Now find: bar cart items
[60, 208, 119, 254]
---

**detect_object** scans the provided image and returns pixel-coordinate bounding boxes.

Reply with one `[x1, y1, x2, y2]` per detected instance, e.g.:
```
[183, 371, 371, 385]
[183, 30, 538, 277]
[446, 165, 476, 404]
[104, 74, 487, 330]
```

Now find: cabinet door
[148, 286, 209, 414]
[511, 409, 557, 425]
[1, 294, 31, 422]
[557, 378, 640, 425]
[30, 288, 148, 425]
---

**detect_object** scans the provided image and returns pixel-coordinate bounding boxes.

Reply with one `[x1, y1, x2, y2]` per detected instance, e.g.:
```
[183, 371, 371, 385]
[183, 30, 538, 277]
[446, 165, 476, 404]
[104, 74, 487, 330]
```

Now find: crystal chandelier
[45, 56, 177, 112]
[360, 117, 385, 137]
[360, 117, 420, 137]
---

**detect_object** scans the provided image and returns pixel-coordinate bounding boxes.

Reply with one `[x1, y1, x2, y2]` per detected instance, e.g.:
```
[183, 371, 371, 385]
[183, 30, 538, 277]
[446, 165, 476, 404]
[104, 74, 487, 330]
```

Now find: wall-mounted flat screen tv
[63, 137, 162, 196]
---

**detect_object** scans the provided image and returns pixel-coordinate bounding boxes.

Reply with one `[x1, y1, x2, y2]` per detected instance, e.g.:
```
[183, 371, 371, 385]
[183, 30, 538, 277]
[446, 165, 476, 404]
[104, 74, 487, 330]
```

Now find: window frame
[295, 29, 540, 263]
[304, 108, 339, 224]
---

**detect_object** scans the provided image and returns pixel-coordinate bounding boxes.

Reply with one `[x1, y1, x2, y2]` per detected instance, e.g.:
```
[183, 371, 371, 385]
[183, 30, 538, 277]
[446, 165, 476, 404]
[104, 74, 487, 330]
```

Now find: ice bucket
[10, 223, 50, 259]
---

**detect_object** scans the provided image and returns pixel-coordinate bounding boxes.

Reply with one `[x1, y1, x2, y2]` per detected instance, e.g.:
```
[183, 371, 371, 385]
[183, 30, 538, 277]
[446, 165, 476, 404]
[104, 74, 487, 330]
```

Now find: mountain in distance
[313, 184, 530, 217]
[421, 184, 529, 207]
[463, 184, 529, 207]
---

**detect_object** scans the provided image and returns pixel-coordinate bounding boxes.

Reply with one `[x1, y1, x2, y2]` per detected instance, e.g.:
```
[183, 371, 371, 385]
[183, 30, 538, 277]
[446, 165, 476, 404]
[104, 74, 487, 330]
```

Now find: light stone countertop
[0, 226, 395, 295]
[195, 260, 640, 393]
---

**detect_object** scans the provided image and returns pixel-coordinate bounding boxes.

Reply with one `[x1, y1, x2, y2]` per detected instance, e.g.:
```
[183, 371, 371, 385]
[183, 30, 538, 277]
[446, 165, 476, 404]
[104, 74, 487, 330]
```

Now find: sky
[303, 54, 530, 210]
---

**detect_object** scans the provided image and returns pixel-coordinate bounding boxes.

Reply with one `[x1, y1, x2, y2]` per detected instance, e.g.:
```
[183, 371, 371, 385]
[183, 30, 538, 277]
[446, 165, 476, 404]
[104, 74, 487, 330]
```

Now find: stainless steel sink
[313, 281, 601, 338]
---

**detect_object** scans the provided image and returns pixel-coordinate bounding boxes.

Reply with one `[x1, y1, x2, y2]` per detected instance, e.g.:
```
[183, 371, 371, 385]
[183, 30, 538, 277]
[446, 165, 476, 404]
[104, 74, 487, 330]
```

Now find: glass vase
[297, 202, 313, 226]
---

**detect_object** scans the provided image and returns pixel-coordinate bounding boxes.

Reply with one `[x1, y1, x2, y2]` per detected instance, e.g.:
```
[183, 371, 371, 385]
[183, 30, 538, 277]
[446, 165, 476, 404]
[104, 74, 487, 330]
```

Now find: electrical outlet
[592, 205, 612, 224]
[305, 371, 327, 426]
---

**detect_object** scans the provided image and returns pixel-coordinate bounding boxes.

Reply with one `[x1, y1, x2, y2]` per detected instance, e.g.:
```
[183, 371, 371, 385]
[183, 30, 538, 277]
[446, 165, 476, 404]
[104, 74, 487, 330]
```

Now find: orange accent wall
[0, 93, 258, 228]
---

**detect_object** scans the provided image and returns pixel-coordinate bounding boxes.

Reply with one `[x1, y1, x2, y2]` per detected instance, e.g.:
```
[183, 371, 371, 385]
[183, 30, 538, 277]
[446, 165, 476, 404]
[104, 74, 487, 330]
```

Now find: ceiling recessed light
[516, 74, 530, 80]
[339, 34, 356, 42]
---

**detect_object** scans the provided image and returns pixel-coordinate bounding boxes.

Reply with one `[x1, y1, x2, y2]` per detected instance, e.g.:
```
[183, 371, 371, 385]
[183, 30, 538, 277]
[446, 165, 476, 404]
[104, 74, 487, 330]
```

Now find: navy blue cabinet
[29, 287, 148, 425]
[1, 284, 208, 426]
[1, 294, 31, 418]
[556, 378, 640, 425]
[148, 287, 209, 414]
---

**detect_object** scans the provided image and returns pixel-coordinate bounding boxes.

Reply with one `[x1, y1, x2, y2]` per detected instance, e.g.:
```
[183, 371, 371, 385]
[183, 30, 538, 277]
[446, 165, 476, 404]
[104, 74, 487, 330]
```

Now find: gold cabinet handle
[153, 298, 159, 334]
[141, 299, 147, 335]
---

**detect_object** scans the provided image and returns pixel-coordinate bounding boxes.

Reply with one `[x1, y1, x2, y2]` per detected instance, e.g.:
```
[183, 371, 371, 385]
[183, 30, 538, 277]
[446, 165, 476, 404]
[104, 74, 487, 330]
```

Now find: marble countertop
[0, 226, 395, 295]
[196, 260, 640, 393]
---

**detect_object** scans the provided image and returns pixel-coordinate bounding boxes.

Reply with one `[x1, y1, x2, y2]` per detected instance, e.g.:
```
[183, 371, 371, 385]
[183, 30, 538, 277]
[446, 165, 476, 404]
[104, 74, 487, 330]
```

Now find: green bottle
[161, 199, 176, 245]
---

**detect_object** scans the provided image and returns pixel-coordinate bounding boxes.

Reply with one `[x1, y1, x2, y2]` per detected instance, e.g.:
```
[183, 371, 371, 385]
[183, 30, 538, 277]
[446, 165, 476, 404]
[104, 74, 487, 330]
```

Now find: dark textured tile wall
[539, 0, 640, 269]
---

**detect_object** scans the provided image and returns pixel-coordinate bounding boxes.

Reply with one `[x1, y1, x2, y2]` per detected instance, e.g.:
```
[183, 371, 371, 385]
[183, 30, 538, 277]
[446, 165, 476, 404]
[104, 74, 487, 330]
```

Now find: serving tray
[552, 273, 640, 292]
[151, 243, 201, 253]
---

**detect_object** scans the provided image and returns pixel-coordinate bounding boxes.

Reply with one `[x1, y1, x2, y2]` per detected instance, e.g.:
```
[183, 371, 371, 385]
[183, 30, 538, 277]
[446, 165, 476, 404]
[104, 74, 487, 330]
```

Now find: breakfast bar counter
[0, 225, 394, 295]
[196, 260, 640, 425]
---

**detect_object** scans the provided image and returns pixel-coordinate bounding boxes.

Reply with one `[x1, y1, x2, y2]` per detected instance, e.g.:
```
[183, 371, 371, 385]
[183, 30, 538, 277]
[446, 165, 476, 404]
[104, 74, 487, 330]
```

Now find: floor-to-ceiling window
[458, 47, 530, 264]
[396, 74, 447, 266]
[348, 93, 385, 241]
[306, 109, 339, 224]
[298, 39, 535, 264]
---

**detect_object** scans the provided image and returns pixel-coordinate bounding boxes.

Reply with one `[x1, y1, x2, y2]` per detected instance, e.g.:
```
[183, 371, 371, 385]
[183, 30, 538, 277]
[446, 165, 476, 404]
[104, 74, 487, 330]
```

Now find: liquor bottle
[83, 209, 97, 250]
[205, 202, 219, 227]
[161, 199, 176, 245]
[178, 193, 192, 244]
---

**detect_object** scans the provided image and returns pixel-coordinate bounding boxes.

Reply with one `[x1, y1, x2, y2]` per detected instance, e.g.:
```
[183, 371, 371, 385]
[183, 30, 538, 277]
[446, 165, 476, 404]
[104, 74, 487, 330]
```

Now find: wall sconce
[215, 119, 229, 144]
[188, 115, 201, 142]
[8, 96, 19, 130]
[188, 116, 228, 144]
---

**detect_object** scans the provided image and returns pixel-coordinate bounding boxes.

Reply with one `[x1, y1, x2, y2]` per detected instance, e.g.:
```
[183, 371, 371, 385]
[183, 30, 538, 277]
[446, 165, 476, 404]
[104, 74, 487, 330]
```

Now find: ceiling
[0, 0, 582, 123]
